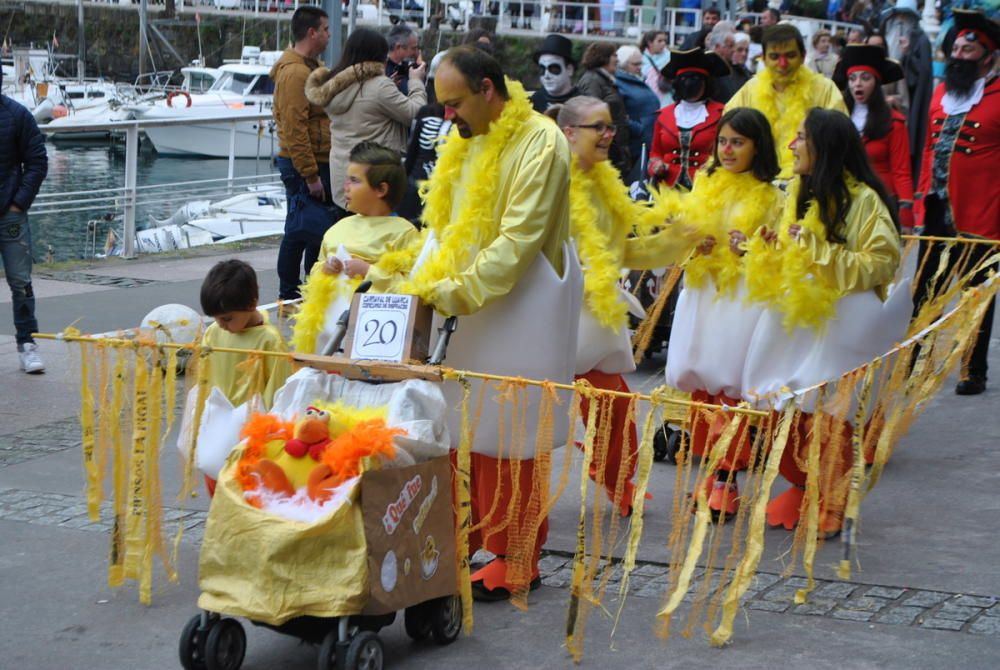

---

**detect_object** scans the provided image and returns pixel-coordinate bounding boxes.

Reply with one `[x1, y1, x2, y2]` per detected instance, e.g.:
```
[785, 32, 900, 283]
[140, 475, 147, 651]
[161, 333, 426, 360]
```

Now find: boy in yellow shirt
[292, 141, 418, 353]
[200, 259, 292, 410]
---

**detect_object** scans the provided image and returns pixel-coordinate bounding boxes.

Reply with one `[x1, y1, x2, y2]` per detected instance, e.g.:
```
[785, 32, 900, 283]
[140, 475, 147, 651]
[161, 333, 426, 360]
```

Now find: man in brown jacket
[271, 5, 334, 304]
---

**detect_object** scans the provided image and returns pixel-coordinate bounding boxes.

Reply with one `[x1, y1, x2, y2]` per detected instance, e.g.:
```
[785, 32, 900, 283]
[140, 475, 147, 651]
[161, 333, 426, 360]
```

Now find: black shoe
[471, 576, 541, 602]
[956, 376, 987, 395]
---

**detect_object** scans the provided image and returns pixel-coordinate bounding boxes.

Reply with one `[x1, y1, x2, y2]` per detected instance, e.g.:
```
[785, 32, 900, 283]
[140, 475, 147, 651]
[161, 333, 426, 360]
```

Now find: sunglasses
[538, 63, 564, 76]
[572, 122, 617, 136]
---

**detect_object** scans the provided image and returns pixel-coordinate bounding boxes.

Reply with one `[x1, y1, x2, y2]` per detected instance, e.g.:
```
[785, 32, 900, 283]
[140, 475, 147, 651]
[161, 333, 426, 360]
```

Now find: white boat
[46, 65, 225, 141]
[125, 48, 280, 159]
[104, 187, 287, 256]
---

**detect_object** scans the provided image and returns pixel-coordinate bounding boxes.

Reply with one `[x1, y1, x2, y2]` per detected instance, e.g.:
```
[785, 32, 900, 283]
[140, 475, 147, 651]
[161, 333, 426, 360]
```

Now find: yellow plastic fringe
[839, 360, 879, 580]
[566, 382, 599, 662]
[76, 333, 99, 519]
[657, 412, 742, 632]
[794, 389, 825, 605]
[709, 405, 795, 646]
[107, 345, 129, 588]
[631, 265, 683, 362]
[454, 377, 474, 635]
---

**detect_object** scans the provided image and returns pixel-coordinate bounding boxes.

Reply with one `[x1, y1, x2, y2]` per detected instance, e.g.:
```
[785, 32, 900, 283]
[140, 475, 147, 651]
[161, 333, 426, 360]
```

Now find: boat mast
[139, 0, 148, 78]
[76, 0, 85, 82]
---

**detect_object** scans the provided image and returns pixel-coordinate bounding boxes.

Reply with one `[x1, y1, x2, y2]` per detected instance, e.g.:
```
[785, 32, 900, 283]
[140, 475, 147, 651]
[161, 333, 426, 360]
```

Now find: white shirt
[674, 99, 709, 129]
[941, 77, 986, 116]
[851, 102, 869, 133]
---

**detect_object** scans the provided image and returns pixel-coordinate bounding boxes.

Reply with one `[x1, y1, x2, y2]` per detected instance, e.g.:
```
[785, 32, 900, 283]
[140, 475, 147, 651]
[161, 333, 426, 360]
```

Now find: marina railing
[36, 112, 279, 260]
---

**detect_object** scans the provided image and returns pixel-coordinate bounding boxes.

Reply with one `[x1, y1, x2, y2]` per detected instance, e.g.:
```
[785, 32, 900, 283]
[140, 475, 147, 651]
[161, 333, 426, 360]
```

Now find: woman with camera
[306, 28, 426, 219]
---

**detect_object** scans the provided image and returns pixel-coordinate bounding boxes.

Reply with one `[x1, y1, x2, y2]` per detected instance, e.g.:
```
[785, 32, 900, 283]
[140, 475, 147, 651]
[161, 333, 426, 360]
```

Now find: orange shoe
[766, 485, 805, 530]
[818, 508, 844, 540]
[708, 479, 740, 522]
[470, 557, 541, 602]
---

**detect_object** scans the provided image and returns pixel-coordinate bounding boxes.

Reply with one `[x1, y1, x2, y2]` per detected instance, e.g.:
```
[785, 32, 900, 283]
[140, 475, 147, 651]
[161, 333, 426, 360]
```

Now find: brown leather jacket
[270, 48, 331, 181]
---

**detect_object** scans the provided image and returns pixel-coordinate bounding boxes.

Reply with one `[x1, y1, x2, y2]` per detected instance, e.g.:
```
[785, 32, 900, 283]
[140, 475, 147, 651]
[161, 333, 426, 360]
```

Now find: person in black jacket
[0, 66, 48, 374]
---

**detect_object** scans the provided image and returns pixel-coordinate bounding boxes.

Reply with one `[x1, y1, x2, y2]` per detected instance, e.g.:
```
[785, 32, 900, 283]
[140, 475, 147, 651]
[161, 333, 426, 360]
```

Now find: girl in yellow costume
[742, 109, 903, 536]
[659, 107, 785, 521]
[291, 141, 419, 354]
[548, 96, 694, 516]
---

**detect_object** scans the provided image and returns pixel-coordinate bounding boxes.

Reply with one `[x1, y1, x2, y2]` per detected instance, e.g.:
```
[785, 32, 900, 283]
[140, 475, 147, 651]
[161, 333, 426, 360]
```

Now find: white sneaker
[19, 343, 45, 374]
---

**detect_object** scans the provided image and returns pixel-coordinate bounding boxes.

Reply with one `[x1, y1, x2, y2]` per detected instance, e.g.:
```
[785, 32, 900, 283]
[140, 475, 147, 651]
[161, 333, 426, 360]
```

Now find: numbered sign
[344, 294, 432, 363]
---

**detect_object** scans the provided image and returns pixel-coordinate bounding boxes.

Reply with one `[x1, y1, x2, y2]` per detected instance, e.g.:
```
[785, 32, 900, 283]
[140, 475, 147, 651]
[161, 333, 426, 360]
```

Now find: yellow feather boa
[745, 66, 819, 175]
[290, 265, 362, 353]
[394, 79, 535, 303]
[744, 176, 860, 331]
[570, 158, 647, 331]
[678, 169, 781, 296]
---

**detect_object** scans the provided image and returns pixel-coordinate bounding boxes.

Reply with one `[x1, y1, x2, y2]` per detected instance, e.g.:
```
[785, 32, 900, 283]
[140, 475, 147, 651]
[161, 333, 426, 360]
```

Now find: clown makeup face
[716, 124, 756, 174]
[848, 70, 877, 105]
[538, 54, 574, 96]
[764, 40, 804, 82]
[564, 103, 615, 171]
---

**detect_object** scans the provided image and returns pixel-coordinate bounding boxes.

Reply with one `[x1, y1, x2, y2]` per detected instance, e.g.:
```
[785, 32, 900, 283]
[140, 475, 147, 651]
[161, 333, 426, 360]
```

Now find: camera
[397, 58, 417, 78]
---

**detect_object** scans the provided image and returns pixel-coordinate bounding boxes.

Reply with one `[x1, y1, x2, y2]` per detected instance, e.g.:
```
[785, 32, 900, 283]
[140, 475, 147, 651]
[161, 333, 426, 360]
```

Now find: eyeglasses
[538, 63, 564, 76]
[572, 122, 617, 136]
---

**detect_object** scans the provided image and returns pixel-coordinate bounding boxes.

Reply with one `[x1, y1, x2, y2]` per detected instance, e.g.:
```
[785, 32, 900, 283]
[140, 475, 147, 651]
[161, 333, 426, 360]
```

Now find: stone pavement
[1, 244, 998, 669]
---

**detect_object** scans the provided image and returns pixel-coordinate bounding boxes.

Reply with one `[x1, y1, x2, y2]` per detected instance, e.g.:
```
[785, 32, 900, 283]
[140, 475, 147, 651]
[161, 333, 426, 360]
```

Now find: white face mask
[538, 54, 574, 97]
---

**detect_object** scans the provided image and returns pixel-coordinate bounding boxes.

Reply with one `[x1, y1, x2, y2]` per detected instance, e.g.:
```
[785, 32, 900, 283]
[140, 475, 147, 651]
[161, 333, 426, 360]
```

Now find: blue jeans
[0, 209, 38, 345]
[275, 158, 343, 300]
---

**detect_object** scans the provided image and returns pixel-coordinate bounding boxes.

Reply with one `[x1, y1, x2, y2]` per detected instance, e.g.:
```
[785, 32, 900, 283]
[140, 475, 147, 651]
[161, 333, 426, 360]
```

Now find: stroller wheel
[204, 618, 246, 670]
[429, 595, 462, 645]
[345, 631, 384, 670]
[403, 604, 431, 641]
[179, 614, 210, 670]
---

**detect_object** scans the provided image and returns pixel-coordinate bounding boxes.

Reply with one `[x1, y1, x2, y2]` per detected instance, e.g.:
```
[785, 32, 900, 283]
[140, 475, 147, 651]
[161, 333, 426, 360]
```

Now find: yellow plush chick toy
[248, 406, 332, 496]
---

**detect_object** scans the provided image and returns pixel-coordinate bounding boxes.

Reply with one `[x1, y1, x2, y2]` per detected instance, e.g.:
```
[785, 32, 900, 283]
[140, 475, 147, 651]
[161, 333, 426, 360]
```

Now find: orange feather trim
[318, 419, 405, 489]
[236, 413, 295, 498]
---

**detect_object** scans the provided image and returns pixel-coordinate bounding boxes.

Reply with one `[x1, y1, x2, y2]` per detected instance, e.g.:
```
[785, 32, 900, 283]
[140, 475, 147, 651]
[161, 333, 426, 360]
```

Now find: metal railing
[36, 112, 279, 260]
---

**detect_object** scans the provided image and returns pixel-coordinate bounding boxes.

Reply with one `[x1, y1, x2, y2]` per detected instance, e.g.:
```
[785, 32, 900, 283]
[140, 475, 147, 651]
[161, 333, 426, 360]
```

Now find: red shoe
[708, 478, 740, 522]
[766, 486, 805, 530]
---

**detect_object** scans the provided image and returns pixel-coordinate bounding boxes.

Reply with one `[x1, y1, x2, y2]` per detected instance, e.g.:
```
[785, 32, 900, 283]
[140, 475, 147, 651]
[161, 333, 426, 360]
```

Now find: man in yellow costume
[370, 46, 580, 602]
[726, 24, 847, 178]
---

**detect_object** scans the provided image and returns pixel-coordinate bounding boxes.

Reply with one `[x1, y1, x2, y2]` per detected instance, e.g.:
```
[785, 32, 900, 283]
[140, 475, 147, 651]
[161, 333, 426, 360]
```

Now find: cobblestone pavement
[0, 417, 83, 467]
[2, 487, 998, 636]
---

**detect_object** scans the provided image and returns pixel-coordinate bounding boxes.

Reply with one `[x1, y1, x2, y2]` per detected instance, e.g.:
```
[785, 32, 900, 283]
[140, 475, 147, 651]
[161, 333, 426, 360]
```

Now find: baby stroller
[179, 288, 463, 670]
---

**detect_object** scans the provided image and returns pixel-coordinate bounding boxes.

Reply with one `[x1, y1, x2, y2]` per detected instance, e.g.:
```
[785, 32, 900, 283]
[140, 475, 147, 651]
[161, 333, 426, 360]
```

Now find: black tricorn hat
[833, 45, 904, 87]
[952, 9, 1000, 53]
[533, 34, 576, 65]
[661, 48, 731, 80]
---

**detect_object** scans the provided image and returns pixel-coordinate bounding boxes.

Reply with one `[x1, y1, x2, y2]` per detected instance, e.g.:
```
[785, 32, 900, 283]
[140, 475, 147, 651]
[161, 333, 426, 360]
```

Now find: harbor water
[29, 139, 278, 263]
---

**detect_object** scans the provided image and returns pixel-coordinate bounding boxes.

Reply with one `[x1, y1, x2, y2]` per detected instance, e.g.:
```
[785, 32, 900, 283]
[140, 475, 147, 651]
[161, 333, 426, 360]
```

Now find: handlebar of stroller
[319, 281, 373, 357]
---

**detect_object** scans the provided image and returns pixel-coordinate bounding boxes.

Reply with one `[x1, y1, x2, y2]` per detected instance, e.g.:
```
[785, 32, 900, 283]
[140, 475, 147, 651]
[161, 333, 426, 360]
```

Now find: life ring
[167, 91, 192, 108]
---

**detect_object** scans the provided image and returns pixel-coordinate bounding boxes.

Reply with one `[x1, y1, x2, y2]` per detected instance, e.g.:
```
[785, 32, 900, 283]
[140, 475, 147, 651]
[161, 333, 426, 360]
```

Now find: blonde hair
[547, 96, 608, 128]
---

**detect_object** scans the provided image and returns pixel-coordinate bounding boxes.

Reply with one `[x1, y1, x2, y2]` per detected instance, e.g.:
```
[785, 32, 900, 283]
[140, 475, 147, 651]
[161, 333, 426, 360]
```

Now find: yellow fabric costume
[726, 66, 847, 178]
[746, 178, 900, 331]
[317, 214, 419, 266]
[795, 184, 899, 300]
[371, 110, 572, 315]
[201, 311, 292, 409]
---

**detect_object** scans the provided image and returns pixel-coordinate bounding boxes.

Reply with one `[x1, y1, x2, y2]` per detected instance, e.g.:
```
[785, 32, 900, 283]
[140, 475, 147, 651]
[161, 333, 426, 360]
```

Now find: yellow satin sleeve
[622, 226, 697, 269]
[318, 215, 419, 265]
[430, 120, 572, 316]
[797, 186, 900, 300]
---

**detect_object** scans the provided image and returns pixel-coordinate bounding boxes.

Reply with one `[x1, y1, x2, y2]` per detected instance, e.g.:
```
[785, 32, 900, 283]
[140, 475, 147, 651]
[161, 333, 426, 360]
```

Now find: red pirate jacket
[649, 100, 725, 189]
[916, 77, 1000, 240]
